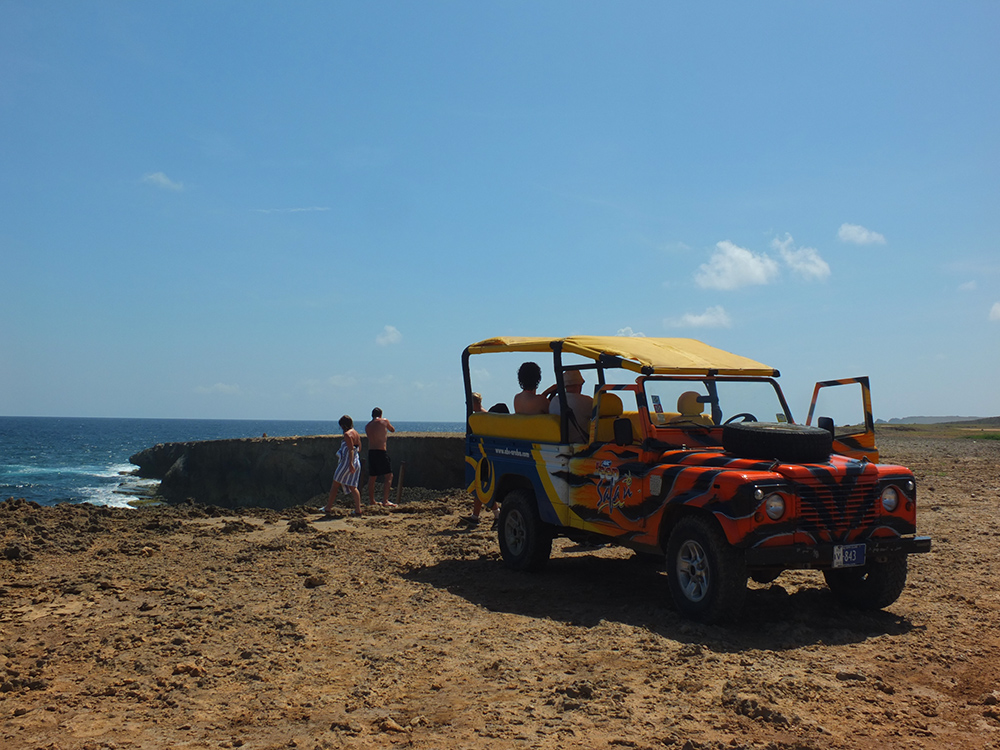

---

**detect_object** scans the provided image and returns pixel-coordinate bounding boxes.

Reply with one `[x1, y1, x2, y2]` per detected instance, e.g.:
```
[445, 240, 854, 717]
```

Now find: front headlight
[764, 493, 785, 520]
[881, 486, 899, 512]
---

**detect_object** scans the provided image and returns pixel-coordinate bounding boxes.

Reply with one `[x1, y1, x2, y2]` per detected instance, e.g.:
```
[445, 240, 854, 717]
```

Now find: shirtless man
[549, 370, 593, 442]
[365, 407, 397, 507]
[513, 362, 551, 415]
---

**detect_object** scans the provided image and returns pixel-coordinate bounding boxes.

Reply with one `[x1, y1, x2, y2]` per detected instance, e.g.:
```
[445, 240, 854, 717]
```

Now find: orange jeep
[462, 336, 931, 623]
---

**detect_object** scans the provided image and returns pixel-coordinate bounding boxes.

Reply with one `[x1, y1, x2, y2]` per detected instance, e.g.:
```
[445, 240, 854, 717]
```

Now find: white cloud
[376, 325, 402, 345]
[665, 305, 732, 329]
[142, 172, 184, 191]
[299, 375, 356, 395]
[327, 374, 357, 388]
[959, 281, 977, 291]
[772, 234, 830, 281]
[990, 302, 1000, 322]
[616, 327, 646, 337]
[300, 379, 324, 396]
[195, 382, 241, 395]
[838, 223, 886, 245]
[695, 241, 780, 290]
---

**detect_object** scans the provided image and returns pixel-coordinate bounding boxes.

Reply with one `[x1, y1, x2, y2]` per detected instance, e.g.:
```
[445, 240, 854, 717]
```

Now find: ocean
[0, 416, 464, 508]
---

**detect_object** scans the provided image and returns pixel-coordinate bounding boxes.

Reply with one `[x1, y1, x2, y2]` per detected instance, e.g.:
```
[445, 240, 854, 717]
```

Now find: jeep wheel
[723, 422, 832, 464]
[823, 555, 908, 610]
[666, 516, 747, 623]
[498, 489, 552, 572]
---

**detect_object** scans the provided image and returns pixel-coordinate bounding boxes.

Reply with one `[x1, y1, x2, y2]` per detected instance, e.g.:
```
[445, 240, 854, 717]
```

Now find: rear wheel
[497, 489, 552, 572]
[665, 516, 747, 623]
[823, 555, 908, 610]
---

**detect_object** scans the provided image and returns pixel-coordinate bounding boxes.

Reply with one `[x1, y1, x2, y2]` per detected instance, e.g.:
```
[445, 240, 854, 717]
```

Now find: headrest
[676, 391, 704, 416]
[598, 393, 623, 417]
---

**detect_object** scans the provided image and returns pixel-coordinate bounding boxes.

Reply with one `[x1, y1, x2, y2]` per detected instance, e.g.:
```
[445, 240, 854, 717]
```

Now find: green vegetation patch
[961, 432, 1000, 441]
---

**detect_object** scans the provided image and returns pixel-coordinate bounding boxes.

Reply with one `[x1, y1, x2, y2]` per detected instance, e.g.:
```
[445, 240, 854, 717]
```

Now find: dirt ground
[2, 429, 999, 750]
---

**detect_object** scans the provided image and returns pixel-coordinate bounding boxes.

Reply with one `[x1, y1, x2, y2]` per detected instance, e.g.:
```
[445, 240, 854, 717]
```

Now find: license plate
[833, 543, 866, 568]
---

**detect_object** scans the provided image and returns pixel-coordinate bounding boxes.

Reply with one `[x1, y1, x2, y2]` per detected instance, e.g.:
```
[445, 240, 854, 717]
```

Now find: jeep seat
[669, 391, 714, 426]
[595, 393, 624, 442]
[468, 412, 562, 442]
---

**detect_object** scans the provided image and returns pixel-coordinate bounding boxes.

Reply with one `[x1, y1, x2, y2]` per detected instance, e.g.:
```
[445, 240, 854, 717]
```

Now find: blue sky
[2, 1, 998, 422]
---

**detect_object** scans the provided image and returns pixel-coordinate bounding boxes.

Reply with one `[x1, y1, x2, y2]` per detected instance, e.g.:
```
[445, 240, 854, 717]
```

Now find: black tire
[723, 422, 832, 463]
[497, 489, 552, 572]
[665, 516, 747, 623]
[823, 555, 908, 610]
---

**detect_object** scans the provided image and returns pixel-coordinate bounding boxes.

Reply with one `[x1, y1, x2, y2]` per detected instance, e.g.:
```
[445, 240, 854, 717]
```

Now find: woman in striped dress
[325, 415, 363, 516]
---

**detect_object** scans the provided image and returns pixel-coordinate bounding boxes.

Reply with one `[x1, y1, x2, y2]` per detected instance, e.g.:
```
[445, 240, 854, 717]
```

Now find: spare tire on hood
[722, 422, 832, 464]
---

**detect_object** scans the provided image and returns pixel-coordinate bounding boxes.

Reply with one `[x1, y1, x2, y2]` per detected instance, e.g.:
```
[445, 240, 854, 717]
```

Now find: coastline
[0, 417, 465, 508]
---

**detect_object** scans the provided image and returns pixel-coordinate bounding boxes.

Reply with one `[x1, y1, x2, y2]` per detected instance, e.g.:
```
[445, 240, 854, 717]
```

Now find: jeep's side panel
[563, 444, 654, 542]
[560, 442, 763, 549]
[465, 433, 573, 525]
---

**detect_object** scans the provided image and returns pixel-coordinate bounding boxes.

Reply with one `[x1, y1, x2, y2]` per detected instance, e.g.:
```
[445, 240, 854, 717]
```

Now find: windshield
[643, 378, 791, 427]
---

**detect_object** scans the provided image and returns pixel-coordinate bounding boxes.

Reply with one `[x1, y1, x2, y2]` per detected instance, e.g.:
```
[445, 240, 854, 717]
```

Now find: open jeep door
[805, 377, 878, 461]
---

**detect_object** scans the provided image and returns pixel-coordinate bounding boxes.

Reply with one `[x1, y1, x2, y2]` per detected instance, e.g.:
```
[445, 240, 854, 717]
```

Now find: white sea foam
[79, 475, 160, 508]
[97, 463, 138, 479]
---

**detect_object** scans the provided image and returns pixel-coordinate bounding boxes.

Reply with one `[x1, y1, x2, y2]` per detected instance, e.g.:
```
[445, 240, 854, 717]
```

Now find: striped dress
[333, 437, 362, 488]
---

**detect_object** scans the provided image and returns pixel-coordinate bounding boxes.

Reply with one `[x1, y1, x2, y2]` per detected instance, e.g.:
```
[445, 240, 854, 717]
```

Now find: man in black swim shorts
[365, 407, 397, 507]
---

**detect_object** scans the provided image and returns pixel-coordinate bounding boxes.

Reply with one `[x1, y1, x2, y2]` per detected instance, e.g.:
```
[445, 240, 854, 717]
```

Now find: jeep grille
[795, 476, 878, 529]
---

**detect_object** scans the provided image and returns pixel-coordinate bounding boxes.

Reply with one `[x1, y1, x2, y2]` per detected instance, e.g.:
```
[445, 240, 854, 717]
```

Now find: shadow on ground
[403, 547, 915, 652]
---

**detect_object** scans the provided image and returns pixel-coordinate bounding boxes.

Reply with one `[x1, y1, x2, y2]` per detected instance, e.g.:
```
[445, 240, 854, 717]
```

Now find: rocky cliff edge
[129, 433, 465, 509]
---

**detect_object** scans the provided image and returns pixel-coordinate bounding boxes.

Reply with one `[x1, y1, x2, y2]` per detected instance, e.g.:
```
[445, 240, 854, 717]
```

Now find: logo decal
[596, 460, 634, 514]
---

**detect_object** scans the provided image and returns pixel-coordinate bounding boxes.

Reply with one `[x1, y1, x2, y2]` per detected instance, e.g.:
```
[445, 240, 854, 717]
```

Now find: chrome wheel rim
[676, 539, 710, 602]
[505, 511, 527, 556]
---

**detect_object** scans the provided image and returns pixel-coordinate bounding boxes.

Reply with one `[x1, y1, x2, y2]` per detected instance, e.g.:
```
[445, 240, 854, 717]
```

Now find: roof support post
[551, 341, 569, 443]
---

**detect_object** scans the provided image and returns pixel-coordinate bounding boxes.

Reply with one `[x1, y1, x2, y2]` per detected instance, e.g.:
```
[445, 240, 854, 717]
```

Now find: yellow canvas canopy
[466, 336, 778, 377]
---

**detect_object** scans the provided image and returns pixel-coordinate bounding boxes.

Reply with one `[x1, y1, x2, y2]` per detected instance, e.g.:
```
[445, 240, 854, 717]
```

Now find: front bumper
[745, 536, 932, 569]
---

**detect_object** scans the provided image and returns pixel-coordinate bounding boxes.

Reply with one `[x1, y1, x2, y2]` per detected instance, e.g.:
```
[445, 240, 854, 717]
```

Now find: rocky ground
[2, 429, 999, 750]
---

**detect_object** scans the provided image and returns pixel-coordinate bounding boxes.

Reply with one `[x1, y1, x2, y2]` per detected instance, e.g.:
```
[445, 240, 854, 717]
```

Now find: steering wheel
[723, 413, 758, 425]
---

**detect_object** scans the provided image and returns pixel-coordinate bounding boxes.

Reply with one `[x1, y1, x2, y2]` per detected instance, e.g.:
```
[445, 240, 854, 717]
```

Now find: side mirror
[613, 418, 634, 446]
[818, 416, 835, 438]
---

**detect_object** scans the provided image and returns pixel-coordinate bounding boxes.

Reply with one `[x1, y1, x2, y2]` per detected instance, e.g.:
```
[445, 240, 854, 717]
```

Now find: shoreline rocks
[129, 433, 466, 509]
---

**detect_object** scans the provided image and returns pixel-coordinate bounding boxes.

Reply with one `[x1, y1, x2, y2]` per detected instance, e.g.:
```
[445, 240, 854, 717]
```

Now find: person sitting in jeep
[513, 361, 550, 415]
[548, 369, 592, 442]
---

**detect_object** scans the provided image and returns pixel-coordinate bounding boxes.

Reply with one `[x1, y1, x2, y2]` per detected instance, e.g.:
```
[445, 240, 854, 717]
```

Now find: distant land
[877, 416, 998, 425]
